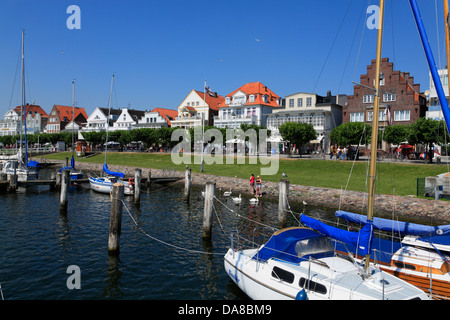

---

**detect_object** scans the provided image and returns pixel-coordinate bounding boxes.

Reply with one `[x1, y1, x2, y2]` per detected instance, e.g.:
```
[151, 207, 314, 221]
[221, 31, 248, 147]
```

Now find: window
[367, 111, 387, 122]
[363, 95, 374, 103]
[299, 278, 327, 295]
[306, 97, 312, 106]
[383, 93, 396, 102]
[271, 266, 294, 284]
[393, 261, 416, 270]
[289, 99, 294, 108]
[394, 110, 410, 121]
[298, 98, 303, 107]
[373, 73, 385, 86]
[350, 112, 364, 122]
[225, 97, 230, 105]
[249, 95, 255, 103]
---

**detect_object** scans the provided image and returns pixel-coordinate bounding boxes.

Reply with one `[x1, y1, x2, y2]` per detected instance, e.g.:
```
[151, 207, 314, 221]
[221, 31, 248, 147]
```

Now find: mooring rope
[118, 198, 227, 256]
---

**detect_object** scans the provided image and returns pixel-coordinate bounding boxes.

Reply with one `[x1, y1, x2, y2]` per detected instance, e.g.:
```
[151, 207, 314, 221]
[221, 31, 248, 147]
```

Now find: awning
[310, 136, 324, 144]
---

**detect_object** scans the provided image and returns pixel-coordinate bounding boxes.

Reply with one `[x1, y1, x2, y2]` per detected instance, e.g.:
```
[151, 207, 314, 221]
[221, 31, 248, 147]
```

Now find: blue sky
[0, 0, 448, 116]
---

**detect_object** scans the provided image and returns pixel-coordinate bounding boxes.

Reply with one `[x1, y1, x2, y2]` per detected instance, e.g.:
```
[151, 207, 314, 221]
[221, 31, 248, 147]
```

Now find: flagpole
[201, 80, 206, 173]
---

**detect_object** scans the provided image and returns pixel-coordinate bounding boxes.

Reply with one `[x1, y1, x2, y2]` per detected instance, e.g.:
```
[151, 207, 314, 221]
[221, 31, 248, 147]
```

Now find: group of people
[249, 173, 262, 197]
[329, 145, 358, 160]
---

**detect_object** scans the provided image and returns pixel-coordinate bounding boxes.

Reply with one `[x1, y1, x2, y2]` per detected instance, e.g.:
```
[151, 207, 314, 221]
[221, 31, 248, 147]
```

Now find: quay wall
[40, 158, 450, 224]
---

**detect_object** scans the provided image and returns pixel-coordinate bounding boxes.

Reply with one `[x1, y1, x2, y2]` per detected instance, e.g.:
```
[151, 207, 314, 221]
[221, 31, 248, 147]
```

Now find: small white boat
[89, 175, 134, 195]
[224, 226, 430, 300]
[2, 160, 37, 182]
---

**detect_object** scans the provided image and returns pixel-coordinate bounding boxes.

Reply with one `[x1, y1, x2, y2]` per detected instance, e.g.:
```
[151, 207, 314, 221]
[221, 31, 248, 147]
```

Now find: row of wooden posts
[108, 166, 291, 255]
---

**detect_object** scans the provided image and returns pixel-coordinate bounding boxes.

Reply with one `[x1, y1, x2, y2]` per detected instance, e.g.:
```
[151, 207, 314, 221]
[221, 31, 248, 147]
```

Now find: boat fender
[129, 178, 134, 185]
[295, 289, 308, 300]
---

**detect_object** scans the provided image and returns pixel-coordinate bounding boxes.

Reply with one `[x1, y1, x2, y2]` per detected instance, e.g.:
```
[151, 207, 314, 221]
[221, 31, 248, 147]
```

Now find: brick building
[344, 58, 426, 128]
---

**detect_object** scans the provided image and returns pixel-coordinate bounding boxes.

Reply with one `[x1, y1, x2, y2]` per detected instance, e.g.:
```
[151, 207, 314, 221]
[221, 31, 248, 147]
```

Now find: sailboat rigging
[315, 0, 450, 300]
[224, 0, 430, 299]
[88, 75, 134, 195]
[1, 30, 38, 182]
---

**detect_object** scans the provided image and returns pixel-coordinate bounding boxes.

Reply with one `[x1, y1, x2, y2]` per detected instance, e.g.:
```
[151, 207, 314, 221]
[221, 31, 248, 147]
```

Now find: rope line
[118, 197, 226, 256]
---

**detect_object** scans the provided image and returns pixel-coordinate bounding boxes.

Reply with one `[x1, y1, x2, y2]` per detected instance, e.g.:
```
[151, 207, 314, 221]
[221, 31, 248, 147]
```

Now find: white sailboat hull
[89, 176, 134, 195]
[224, 247, 430, 300]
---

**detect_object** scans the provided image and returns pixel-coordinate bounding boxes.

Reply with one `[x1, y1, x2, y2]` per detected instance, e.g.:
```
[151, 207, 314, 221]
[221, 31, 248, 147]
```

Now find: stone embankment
[41, 158, 450, 224]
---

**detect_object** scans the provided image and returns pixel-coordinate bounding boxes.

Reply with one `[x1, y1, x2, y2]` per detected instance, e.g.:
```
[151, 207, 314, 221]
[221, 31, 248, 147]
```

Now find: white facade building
[266, 91, 345, 154]
[426, 69, 449, 121]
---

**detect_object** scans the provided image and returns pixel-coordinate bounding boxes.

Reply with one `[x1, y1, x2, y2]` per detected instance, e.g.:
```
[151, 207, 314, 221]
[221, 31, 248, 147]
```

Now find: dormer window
[249, 95, 255, 103]
[225, 97, 231, 105]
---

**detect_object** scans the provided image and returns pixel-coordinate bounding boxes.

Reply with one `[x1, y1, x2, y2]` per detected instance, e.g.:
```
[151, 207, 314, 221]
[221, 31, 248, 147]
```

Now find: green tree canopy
[382, 124, 409, 146]
[279, 122, 317, 155]
[330, 122, 371, 146]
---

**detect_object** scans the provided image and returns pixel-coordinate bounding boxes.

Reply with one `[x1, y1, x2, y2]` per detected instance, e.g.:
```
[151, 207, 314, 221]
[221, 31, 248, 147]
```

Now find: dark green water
[1, 169, 333, 300]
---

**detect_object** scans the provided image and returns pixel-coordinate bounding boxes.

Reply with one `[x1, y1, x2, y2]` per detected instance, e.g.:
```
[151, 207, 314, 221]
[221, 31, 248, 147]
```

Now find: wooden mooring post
[108, 182, 124, 254]
[134, 168, 141, 204]
[184, 166, 191, 201]
[8, 161, 17, 192]
[59, 169, 70, 212]
[146, 170, 151, 189]
[278, 179, 290, 228]
[203, 182, 215, 239]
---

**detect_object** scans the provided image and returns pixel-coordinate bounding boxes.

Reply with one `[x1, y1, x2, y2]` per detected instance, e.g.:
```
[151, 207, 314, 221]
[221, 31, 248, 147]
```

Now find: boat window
[295, 236, 334, 258]
[299, 277, 327, 295]
[271, 266, 294, 284]
[393, 261, 416, 270]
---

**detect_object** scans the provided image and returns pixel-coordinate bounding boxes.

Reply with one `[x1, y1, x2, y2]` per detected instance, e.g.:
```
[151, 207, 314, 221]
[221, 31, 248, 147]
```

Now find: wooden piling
[134, 168, 141, 204]
[184, 166, 191, 201]
[108, 182, 124, 254]
[60, 169, 70, 212]
[8, 161, 17, 192]
[203, 181, 215, 239]
[55, 172, 62, 190]
[146, 170, 151, 189]
[278, 179, 290, 228]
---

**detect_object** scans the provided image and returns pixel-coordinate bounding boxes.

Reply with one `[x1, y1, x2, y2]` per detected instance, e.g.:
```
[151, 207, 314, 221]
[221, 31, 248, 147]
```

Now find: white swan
[249, 197, 259, 205]
[231, 194, 242, 204]
[223, 188, 232, 197]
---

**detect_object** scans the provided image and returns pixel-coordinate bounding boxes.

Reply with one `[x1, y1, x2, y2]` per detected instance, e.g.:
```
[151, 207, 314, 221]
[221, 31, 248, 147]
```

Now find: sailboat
[224, 0, 430, 300]
[88, 75, 134, 195]
[327, 0, 450, 300]
[2, 30, 38, 182]
[59, 80, 83, 181]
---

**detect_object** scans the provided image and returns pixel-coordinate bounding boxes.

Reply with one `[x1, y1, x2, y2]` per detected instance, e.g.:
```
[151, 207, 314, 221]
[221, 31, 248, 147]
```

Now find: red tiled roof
[151, 107, 178, 126]
[224, 82, 280, 108]
[14, 104, 48, 118]
[193, 90, 225, 111]
[51, 105, 88, 123]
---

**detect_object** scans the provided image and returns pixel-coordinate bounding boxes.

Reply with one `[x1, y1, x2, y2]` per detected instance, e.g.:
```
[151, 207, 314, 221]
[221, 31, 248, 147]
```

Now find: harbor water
[0, 169, 334, 300]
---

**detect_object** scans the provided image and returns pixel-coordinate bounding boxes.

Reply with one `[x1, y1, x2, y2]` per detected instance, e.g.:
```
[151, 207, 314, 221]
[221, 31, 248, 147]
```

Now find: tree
[382, 124, 409, 146]
[408, 118, 450, 163]
[330, 122, 371, 146]
[278, 122, 317, 156]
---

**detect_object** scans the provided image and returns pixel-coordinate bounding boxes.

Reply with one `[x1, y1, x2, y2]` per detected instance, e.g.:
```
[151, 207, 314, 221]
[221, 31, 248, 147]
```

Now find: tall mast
[444, 0, 450, 107]
[365, 0, 385, 272]
[72, 80, 75, 161]
[20, 30, 25, 161]
[104, 74, 114, 165]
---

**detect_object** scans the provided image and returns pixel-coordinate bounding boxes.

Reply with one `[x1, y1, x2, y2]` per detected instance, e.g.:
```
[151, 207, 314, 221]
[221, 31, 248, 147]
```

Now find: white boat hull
[224, 247, 430, 300]
[89, 176, 134, 195]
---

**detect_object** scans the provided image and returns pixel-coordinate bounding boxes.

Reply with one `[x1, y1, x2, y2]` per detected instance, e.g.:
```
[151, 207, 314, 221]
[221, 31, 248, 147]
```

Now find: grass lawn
[40, 151, 449, 197]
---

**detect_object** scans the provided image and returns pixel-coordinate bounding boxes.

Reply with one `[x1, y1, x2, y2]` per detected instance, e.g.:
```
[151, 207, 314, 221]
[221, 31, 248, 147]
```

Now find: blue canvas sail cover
[336, 210, 450, 236]
[252, 227, 327, 264]
[27, 160, 40, 168]
[103, 163, 124, 178]
[300, 214, 373, 256]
